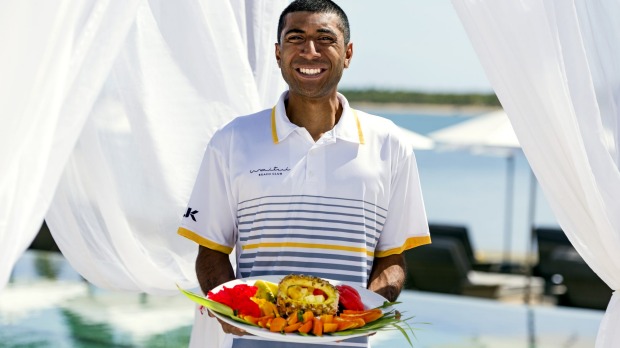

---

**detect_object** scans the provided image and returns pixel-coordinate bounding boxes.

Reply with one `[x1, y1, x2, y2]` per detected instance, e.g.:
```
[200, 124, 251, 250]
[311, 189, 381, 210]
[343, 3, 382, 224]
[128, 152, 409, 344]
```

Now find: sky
[333, 0, 493, 93]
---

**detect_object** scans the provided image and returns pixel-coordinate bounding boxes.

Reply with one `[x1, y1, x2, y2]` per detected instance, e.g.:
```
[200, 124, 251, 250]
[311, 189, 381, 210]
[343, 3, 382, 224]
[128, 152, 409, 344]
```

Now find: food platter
[182, 275, 391, 344]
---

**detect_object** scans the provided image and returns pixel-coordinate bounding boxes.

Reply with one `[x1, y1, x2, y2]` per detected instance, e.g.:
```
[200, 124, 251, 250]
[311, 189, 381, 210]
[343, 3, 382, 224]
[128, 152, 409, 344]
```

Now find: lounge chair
[428, 224, 495, 272]
[534, 228, 612, 309]
[404, 238, 544, 300]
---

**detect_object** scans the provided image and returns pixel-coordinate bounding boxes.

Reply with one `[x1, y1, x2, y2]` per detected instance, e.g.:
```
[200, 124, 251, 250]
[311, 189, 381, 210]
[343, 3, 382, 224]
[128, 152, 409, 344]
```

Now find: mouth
[296, 67, 325, 77]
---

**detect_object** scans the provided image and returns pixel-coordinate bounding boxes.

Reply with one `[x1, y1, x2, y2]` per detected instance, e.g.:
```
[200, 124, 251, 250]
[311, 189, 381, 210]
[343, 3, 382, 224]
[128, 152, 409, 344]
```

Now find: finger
[218, 319, 248, 336]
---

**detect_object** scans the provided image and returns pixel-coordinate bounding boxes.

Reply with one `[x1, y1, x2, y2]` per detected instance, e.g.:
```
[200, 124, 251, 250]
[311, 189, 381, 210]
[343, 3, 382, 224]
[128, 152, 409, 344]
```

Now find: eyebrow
[317, 28, 337, 36]
[284, 28, 338, 37]
[284, 28, 305, 36]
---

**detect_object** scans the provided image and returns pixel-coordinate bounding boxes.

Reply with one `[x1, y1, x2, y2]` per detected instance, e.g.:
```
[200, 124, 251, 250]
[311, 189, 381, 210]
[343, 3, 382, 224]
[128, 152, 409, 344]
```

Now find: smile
[298, 68, 323, 75]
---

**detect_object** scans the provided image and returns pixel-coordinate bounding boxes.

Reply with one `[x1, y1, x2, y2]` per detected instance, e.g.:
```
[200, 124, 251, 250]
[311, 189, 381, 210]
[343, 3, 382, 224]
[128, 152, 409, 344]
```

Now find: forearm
[196, 245, 235, 294]
[367, 253, 406, 302]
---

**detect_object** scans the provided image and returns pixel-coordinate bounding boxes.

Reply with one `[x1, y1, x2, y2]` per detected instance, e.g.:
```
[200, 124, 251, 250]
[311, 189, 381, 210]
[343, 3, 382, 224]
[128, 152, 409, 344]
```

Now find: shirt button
[308, 171, 314, 177]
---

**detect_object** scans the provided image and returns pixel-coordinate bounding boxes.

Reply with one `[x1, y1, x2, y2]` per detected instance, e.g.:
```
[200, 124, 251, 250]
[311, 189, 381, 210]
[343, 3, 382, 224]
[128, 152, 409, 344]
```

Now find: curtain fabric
[3, 0, 286, 346]
[1, 0, 286, 294]
[451, 1, 620, 347]
[45, 0, 287, 293]
[0, 0, 141, 290]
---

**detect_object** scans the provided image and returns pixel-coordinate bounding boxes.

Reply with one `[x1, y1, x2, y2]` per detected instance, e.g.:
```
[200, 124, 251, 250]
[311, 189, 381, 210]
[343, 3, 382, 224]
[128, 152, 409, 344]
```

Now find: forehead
[282, 11, 343, 37]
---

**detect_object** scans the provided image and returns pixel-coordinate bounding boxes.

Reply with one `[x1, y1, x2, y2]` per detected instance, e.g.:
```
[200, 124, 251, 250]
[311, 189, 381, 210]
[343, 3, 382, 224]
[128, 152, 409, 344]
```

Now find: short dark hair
[277, 0, 350, 45]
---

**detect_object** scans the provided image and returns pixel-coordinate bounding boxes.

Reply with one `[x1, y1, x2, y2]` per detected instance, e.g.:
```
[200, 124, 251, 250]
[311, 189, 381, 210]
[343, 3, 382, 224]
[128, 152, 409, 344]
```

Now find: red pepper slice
[313, 288, 326, 296]
[336, 285, 364, 311]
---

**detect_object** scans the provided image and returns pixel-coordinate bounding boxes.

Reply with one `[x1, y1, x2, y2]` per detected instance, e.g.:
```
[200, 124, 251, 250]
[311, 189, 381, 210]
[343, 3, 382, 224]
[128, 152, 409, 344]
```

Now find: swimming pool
[1, 251, 603, 347]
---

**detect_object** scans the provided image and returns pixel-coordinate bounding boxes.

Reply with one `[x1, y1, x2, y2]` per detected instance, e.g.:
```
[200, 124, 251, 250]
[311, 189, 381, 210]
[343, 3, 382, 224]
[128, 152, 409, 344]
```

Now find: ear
[275, 43, 282, 67]
[343, 42, 353, 69]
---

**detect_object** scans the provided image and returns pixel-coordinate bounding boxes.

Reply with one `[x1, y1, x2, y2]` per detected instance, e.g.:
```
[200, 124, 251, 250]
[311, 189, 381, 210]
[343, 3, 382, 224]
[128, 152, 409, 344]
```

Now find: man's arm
[196, 246, 248, 336]
[196, 245, 235, 294]
[367, 253, 406, 302]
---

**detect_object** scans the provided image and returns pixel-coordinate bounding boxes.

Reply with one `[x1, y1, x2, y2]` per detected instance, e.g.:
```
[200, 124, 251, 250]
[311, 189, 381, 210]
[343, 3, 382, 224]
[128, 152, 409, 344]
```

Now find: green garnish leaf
[176, 284, 234, 317]
[392, 323, 413, 347]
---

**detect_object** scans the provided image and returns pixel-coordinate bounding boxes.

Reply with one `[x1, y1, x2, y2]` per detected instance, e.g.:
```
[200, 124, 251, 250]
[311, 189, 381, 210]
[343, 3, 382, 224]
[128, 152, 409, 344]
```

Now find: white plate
[210, 275, 388, 344]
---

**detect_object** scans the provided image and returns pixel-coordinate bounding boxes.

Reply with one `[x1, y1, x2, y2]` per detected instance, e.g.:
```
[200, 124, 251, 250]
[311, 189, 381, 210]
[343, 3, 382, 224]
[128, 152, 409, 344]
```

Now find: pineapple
[276, 274, 339, 317]
[254, 280, 279, 303]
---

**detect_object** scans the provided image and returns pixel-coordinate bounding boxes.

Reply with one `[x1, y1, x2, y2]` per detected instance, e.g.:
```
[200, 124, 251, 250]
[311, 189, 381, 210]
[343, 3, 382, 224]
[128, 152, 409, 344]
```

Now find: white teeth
[300, 68, 321, 75]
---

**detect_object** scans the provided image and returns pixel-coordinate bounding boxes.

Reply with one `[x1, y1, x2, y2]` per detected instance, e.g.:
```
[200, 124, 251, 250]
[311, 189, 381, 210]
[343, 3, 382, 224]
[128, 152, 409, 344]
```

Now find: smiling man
[178, 1, 430, 347]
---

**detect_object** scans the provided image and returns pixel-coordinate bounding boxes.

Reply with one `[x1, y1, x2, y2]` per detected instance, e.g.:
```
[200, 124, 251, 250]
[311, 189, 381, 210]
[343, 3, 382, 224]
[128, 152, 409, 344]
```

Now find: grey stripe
[240, 269, 365, 284]
[239, 253, 375, 268]
[240, 233, 371, 245]
[239, 260, 366, 272]
[238, 224, 381, 238]
[238, 201, 387, 220]
[232, 336, 368, 348]
[239, 251, 368, 262]
[238, 209, 385, 226]
[238, 194, 387, 212]
[238, 217, 383, 234]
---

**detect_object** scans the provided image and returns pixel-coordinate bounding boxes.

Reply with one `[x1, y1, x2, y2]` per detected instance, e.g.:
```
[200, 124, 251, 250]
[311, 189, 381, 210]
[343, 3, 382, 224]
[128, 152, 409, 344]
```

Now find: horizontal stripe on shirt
[238, 250, 370, 263]
[238, 194, 388, 212]
[238, 208, 385, 226]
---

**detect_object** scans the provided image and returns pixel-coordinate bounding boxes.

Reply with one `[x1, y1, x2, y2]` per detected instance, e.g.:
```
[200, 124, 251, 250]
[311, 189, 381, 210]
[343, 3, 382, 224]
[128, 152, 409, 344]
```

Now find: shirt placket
[305, 131, 336, 183]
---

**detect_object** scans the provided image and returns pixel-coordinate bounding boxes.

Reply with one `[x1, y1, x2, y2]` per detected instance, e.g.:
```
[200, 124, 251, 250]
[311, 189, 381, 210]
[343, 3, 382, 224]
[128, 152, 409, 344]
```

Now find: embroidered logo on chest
[249, 166, 291, 177]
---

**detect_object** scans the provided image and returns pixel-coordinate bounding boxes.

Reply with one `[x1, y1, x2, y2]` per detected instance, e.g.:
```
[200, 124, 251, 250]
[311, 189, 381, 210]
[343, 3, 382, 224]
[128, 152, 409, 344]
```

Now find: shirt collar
[271, 91, 365, 144]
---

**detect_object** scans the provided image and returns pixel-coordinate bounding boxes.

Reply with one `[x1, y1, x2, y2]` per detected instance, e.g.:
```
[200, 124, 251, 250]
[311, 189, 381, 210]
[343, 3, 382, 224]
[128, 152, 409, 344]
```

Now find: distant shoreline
[350, 101, 500, 116]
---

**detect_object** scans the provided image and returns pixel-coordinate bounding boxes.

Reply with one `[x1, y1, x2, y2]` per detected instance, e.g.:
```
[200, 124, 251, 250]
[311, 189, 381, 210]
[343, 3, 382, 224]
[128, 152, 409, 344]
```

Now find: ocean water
[369, 109, 560, 261]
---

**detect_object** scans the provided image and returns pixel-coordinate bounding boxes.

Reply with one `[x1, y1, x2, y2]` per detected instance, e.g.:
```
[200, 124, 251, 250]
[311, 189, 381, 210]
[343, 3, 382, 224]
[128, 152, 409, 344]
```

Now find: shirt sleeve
[177, 133, 236, 254]
[374, 138, 431, 258]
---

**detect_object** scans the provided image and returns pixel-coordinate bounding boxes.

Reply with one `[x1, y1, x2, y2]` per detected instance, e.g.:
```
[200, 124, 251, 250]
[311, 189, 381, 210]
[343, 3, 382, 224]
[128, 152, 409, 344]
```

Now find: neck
[285, 92, 342, 141]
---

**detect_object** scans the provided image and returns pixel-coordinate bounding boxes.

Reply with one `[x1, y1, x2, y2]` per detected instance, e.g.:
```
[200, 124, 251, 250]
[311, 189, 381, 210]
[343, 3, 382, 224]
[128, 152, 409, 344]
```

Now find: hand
[208, 310, 249, 336]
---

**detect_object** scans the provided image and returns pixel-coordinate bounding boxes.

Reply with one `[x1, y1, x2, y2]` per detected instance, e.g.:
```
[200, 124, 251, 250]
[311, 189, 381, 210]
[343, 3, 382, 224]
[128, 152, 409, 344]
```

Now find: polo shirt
[178, 91, 430, 347]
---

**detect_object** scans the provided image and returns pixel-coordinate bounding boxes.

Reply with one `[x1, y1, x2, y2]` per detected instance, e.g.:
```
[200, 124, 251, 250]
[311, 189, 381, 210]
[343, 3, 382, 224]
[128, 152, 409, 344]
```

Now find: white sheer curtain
[451, 1, 620, 346]
[0, 0, 141, 290]
[1, 0, 287, 294]
[45, 0, 287, 293]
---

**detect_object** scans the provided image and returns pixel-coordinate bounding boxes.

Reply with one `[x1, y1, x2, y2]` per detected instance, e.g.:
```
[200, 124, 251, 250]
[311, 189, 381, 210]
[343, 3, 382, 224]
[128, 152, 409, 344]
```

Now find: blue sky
[334, 0, 493, 93]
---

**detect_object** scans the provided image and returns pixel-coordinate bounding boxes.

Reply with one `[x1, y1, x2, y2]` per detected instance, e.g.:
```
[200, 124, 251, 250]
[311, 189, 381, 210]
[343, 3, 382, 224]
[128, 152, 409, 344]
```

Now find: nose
[300, 40, 320, 59]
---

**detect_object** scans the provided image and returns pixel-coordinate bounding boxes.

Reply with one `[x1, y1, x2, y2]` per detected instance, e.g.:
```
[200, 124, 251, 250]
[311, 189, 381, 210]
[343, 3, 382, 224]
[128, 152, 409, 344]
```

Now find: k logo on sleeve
[183, 207, 199, 221]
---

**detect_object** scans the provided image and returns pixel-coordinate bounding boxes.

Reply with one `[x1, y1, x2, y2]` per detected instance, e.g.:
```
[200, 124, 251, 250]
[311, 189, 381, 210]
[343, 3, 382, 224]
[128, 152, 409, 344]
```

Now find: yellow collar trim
[270, 106, 365, 144]
[353, 109, 365, 144]
[271, 107, 279, 144]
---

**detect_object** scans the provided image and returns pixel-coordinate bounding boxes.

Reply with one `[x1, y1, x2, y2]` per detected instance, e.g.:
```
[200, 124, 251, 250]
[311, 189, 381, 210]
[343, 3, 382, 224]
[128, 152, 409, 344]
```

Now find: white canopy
[429, 109, 528, 268]
[429, 110, 520, 154]
[399, 126, 435, 150]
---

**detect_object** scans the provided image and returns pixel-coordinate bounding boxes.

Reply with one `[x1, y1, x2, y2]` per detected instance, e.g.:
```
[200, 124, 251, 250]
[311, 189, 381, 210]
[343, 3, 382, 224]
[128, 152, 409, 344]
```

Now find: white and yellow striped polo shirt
[178, 91, 429, 346]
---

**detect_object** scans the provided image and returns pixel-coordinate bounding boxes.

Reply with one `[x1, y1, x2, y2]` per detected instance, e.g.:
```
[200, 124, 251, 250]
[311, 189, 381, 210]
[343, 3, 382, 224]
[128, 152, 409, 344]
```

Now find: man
[178, 0, 430, 347]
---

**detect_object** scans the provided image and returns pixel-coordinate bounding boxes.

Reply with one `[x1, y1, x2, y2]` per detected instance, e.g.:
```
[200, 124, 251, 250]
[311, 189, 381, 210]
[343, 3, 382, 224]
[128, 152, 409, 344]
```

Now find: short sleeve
[374, 143, 430, 258]
[177, 134, 237, 254]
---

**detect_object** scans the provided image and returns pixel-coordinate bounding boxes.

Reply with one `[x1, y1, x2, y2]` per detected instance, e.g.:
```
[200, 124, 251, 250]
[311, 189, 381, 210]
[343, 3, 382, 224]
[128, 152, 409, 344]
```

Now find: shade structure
[398, 126, 435, 150]
[428, 110, 534, 270]
[430, 110, 519, 152]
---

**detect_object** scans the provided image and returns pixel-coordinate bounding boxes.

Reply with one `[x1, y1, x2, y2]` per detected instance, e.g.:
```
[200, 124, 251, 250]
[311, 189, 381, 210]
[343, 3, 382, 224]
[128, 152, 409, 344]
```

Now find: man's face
[275, 11, 353, 99]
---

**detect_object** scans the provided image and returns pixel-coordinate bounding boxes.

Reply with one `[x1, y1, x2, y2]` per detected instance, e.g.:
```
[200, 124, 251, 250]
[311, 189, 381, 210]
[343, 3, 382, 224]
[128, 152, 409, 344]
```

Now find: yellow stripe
[243, 242, 375, 257]
[374, 235, 432, 258]
[352, 109, 365, 144]
[270, 107, 278, 144]
[177, 227, 234, 254]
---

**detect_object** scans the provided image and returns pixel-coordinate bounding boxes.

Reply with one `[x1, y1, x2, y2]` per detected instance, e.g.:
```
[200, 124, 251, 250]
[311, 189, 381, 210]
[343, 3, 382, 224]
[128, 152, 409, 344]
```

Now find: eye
[318, 36, 336, 43]
[286, 35, 304, 42]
